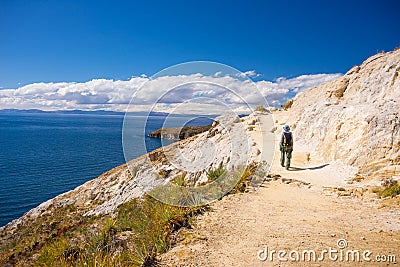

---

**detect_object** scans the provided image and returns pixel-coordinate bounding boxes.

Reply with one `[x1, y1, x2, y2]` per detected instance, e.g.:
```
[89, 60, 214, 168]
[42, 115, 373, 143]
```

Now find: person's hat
[283, 125, 290, 132]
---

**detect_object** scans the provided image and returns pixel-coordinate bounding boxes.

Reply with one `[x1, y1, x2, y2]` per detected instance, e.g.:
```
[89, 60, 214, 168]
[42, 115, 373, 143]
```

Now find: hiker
[280, 125, 293, 170]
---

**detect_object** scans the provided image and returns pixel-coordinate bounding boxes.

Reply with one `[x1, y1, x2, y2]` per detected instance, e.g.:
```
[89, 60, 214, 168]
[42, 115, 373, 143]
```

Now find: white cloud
[274, 73, 342, 92]
[236, 70, 261, 78]
[213, 71, 222, 77]
[0, 73, 341, 113]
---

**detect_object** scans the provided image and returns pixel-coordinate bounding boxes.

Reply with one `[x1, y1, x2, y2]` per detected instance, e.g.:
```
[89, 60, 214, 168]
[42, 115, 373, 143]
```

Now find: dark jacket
[280, 131, 293, 150]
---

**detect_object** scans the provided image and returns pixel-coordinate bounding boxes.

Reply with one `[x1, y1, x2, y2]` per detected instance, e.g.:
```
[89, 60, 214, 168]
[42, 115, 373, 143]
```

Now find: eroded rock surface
[283, 49, 400, 177]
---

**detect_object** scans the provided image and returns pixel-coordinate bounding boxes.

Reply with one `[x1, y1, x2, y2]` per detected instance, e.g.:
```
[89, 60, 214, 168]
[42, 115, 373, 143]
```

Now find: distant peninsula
[148, 125, 212, 140]
[0, 108, 125, 115]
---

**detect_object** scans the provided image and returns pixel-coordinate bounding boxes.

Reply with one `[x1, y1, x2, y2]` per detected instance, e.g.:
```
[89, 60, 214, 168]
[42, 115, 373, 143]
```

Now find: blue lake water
[0, 112, 213, 226]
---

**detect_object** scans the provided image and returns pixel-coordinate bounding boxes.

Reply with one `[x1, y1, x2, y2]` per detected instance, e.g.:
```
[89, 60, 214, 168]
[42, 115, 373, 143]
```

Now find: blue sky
[0, 0, 399, 112]
[1, 0, 399, 89]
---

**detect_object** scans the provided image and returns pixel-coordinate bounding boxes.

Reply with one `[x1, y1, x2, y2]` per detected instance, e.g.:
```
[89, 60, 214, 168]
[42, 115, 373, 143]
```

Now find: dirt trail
[159, 113, 400, 266]
[252, 113, 358, 188]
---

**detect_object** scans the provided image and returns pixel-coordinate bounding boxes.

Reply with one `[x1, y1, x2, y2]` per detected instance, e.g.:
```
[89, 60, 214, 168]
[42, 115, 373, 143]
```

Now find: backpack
[282, 132, 293, 147]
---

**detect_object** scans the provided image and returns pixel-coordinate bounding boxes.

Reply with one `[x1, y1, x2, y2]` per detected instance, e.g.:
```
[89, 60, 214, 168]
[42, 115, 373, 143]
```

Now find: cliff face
[284, 49, 400, 177]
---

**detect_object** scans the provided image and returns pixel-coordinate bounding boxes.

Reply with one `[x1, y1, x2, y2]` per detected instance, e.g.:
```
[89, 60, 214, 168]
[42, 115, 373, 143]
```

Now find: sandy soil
[159, 113, 400, 266]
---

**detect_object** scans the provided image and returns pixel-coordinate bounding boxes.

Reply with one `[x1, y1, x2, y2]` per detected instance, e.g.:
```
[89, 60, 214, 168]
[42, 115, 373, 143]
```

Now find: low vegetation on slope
[0, 194, 206, 266]
[0, 164, 259, 266]
[373, 178, 400, 198]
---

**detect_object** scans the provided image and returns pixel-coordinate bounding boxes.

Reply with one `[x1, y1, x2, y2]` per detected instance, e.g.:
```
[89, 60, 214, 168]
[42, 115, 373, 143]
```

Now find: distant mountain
[0, 109, 224, 118]
[0, 109, 125, 115]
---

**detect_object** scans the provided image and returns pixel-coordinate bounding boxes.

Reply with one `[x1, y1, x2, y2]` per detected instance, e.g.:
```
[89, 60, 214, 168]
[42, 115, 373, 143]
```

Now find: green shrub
[206, 166, 226, 182]
[374, 179, 400, 198]
[172, 174, 187, 187]
[230, 163, 258, 194]
[380, 180, 400, 198]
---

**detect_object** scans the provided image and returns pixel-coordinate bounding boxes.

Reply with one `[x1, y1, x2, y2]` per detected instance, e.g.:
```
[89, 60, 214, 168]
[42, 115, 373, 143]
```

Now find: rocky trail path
[159, 113, 400, 266]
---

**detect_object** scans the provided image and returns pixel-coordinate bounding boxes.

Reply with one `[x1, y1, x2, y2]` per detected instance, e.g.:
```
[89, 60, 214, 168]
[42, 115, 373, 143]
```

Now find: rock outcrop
[283, 48, 400, 178]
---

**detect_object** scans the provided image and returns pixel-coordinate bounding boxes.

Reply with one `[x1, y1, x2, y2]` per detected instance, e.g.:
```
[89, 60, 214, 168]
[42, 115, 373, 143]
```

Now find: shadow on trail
[288, 164, 330, 171]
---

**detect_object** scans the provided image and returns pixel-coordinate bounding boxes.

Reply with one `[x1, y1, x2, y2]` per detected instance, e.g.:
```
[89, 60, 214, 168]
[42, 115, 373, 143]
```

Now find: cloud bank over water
[0, 72, 341, 114]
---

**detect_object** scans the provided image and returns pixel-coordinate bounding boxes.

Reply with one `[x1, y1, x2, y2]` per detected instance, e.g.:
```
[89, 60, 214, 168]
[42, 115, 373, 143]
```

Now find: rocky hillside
[284, 48, 400, 179]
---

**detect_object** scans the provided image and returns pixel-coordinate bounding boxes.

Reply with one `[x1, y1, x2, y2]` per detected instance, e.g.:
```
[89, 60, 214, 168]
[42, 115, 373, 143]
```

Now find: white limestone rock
[284, 49, 400, 177]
